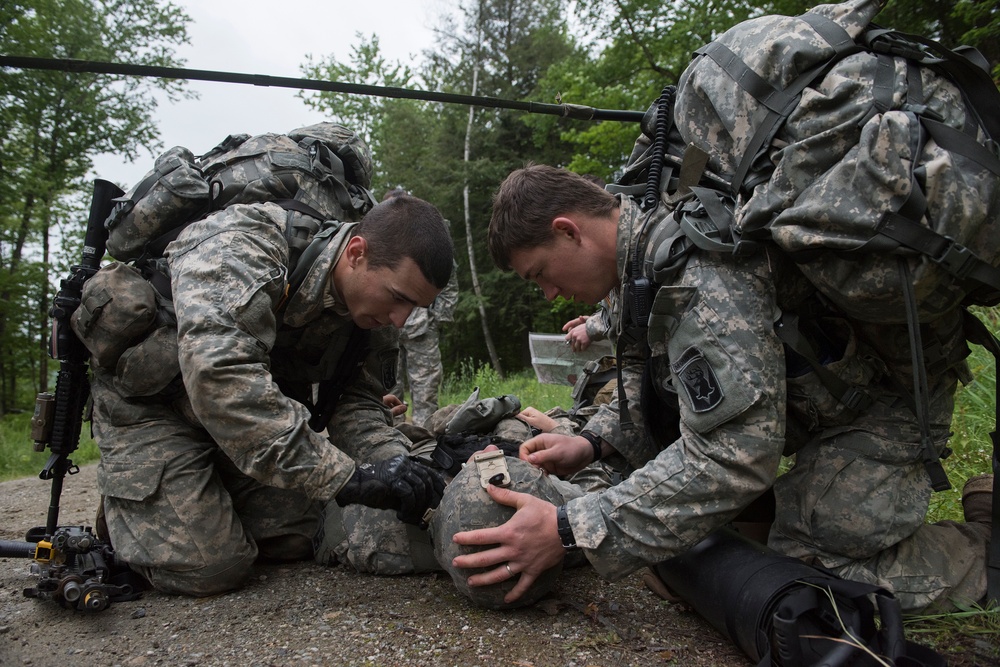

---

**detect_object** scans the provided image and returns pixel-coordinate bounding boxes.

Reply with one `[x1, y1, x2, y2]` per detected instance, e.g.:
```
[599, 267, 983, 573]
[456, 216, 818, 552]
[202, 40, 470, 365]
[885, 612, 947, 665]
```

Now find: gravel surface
[0, 464, 747, 667]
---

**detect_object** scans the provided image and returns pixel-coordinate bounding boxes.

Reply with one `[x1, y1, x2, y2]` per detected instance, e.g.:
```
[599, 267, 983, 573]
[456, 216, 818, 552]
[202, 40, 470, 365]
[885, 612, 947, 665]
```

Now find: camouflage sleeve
[431, 266, 460, 323]
[167, 203, 355, 503]
[569, 251, 787, 580]
[583, 299, 612, 341]
[325, 326, 411, 462]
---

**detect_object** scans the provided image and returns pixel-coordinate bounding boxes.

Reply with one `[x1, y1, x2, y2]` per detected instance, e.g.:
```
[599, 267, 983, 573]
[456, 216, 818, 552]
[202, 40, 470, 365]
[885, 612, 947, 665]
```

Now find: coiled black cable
[642, 85, 676, 211]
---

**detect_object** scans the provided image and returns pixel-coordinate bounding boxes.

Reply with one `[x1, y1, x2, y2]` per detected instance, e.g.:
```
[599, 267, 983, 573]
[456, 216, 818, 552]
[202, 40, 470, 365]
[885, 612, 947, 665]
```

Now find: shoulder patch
[671, 346, 724, 413]
[379, 349, 397, 391]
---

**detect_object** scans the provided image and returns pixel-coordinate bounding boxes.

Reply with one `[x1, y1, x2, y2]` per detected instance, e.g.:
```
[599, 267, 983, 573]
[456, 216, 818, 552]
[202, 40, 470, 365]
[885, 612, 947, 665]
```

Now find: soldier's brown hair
[356, 195, 454, 289]
[488, 164, 618, 271]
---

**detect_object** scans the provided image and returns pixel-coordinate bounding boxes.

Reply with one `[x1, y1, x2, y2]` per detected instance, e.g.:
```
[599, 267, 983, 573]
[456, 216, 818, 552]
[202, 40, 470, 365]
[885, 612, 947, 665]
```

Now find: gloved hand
[335, 455, 446, 527]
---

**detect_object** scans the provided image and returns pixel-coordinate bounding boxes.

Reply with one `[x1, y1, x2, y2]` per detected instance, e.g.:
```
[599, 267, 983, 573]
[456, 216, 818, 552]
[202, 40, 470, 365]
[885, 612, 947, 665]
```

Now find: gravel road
[0, 464, 746, 667]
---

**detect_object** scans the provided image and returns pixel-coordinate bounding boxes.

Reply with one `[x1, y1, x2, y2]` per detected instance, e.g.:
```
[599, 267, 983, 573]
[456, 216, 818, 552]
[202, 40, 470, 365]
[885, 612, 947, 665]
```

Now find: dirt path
[0, 464, 746, 667]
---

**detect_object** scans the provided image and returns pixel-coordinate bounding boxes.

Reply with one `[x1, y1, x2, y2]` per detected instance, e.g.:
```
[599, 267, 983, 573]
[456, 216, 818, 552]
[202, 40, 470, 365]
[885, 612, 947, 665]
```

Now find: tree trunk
[463, 21, 504, 379]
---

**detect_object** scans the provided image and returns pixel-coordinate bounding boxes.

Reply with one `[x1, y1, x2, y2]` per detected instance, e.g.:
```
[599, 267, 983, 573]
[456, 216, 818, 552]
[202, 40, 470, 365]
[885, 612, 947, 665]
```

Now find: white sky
[91, 0, 446, 187]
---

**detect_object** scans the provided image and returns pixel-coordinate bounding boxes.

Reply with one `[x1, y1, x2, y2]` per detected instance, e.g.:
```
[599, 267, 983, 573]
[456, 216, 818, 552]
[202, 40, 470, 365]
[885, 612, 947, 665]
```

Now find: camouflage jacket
[165, 202, 405, 503]
[568, 195, 787, 580]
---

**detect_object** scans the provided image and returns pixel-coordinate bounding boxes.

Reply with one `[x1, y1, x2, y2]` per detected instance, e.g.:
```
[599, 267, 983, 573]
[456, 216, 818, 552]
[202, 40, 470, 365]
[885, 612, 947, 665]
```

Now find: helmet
[431, 456, 565, 609]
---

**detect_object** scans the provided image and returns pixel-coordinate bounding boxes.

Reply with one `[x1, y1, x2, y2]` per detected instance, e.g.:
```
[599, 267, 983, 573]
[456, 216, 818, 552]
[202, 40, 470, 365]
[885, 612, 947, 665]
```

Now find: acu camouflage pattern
[105, 122, 375, 262]
[394, 268, 459, 427]
[431, 457, 572, 610]
[567, 197, 989, 612]
[674, 0, 1000, 323]
[318, 403, 607, 577]
[93, 201, 408, 595]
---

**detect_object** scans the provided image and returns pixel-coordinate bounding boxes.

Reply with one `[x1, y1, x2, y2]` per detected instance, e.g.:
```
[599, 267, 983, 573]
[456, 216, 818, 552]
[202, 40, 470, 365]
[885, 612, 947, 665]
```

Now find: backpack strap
[774, 312, 874, 415]
[308, 324, 371, 432]
[142, 200, 330, 304]
[697, 9, 862, 199]
[864, 29, 1000, 142]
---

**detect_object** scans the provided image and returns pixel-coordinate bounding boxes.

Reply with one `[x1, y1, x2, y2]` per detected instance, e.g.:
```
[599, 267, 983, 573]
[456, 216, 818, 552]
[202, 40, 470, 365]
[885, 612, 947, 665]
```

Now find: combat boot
[95, 495, 112, 546]
[961, 473, 993, 524]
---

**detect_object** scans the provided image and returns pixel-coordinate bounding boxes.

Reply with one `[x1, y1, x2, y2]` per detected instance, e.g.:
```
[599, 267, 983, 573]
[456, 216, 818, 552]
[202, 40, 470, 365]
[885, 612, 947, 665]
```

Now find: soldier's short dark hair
[488, 164, 618, 271]
[356, 195, 454, 289]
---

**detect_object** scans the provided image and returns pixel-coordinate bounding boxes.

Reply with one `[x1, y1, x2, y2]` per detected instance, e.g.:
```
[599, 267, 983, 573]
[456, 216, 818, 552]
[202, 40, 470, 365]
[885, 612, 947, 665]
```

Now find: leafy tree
[299, 34, 422, 195]
[0, 0, 192, 413]
[421, 0, 593, 376]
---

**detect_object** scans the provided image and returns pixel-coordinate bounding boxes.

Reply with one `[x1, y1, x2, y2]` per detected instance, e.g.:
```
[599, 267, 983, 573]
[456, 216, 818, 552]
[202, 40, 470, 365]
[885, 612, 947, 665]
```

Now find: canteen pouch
[113, 325, 181, 398]
[70, 262, 158, 369]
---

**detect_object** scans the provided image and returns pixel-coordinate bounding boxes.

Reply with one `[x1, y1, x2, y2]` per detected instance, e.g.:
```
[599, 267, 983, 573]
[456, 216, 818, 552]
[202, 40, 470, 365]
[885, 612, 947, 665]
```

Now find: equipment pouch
[105, 146, 211, 261]
[70, 262, 158, 369]
[113, 325, 181, 398]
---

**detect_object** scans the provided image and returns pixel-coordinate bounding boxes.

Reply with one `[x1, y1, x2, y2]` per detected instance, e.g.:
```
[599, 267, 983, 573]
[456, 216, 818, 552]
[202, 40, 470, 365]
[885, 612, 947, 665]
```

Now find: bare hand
[519, 433, 593, 476]
[451, 485, 564, 604]
[562, 315, 589, 332]
[564, 323, 593, 353]
[382, 394, 407, 418]
[516, 406, 558, 433]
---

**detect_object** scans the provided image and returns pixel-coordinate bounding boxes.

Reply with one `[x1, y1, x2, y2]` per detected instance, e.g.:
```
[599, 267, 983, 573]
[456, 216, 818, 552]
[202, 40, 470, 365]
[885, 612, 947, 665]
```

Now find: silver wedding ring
[505, 563, 514, 577]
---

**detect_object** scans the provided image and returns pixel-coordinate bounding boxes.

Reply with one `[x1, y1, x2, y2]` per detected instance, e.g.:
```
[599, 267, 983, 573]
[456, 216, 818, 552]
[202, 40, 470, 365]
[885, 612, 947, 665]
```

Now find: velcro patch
[671, 346, 724, 413]
[380, 350, 397, 390]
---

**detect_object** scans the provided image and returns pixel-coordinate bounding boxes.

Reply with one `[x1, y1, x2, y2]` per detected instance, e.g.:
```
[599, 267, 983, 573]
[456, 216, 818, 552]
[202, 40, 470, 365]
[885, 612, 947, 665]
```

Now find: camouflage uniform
[91, 202, 405, 596]
[584, 294, 615, 342]
[566, 196, 989, 612]
[394, 267, 459, 428]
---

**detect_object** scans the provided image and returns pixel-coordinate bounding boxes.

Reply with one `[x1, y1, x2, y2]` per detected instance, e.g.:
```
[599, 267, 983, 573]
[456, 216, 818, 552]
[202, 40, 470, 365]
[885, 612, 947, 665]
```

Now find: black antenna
[0, 56, 645, 123]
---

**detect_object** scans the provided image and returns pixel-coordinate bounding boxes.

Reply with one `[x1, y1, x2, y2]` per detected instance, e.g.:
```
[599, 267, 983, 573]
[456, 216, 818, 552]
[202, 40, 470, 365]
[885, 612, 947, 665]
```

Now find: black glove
[335, 455, 446, 527]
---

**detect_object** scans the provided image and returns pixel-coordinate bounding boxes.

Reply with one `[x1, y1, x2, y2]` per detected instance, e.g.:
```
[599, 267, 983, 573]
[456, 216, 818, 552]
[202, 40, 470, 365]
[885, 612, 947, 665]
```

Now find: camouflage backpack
[72, 123, 377, 413]
[612, 0, 999, 598]
[104, 122, 376, 263]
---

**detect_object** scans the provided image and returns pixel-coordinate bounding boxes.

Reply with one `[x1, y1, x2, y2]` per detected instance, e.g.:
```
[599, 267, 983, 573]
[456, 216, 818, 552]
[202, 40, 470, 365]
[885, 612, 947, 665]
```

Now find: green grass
[0, 411, 100, 482]
[440, 361, 573, 413]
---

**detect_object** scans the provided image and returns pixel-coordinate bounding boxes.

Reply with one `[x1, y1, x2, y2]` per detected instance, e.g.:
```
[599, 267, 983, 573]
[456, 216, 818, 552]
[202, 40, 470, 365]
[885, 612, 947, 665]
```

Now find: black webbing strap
[309, 324, 371, 431]
[876, 212, 1000, 296]
[695, 10, 861, 199]
[962, 311, 1000, 604]
[899, 259, 951, 491]
[774, 312, 874, 415]
[922, 116, 1000, 177]
[866, 29, 1000, 141]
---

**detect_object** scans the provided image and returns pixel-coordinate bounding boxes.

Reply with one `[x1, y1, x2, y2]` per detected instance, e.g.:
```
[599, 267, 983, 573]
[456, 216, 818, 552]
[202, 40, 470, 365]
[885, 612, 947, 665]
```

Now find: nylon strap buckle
[932, 237, 976, 280]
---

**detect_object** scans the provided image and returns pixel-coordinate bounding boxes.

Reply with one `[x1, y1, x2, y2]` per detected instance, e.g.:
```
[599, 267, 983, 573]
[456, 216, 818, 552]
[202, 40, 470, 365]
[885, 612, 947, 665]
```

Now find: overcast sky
[91, 0, 445, 187]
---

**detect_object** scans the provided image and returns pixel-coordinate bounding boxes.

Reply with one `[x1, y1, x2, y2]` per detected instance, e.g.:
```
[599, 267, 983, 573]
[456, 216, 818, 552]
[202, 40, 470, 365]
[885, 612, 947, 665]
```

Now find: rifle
[0, 179, 142, 611]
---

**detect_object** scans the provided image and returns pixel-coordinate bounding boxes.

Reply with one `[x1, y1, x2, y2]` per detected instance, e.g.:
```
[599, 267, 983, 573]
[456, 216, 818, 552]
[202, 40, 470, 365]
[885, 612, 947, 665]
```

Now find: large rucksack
[104, 122, 376, 264]
[611, 0, 999, 603]
[72, 123, 377, 424]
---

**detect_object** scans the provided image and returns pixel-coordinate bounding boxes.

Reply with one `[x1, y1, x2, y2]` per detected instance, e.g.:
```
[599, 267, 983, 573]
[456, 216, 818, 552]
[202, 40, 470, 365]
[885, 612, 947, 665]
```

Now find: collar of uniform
[323, 264, 351, 317]
[282, 222, 358, 328]
[616, 195, 647, 283]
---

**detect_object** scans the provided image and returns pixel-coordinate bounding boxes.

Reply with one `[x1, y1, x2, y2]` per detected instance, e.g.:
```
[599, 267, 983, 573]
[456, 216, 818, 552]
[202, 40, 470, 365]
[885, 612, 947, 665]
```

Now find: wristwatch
[580, 430, 603, 463]
[555, 505, 578, 550]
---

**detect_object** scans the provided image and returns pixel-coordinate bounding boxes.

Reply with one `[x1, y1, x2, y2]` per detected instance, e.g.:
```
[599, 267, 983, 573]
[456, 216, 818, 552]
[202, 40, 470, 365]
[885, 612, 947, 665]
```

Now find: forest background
[1, 0, 998, 415]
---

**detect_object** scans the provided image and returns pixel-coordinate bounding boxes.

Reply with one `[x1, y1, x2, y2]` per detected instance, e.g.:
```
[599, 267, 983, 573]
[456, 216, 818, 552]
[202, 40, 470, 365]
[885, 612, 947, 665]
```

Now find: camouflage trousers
[394, 327, 443, 428]
[770, 372, 990, 612]
[90, 372, 321, 596]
